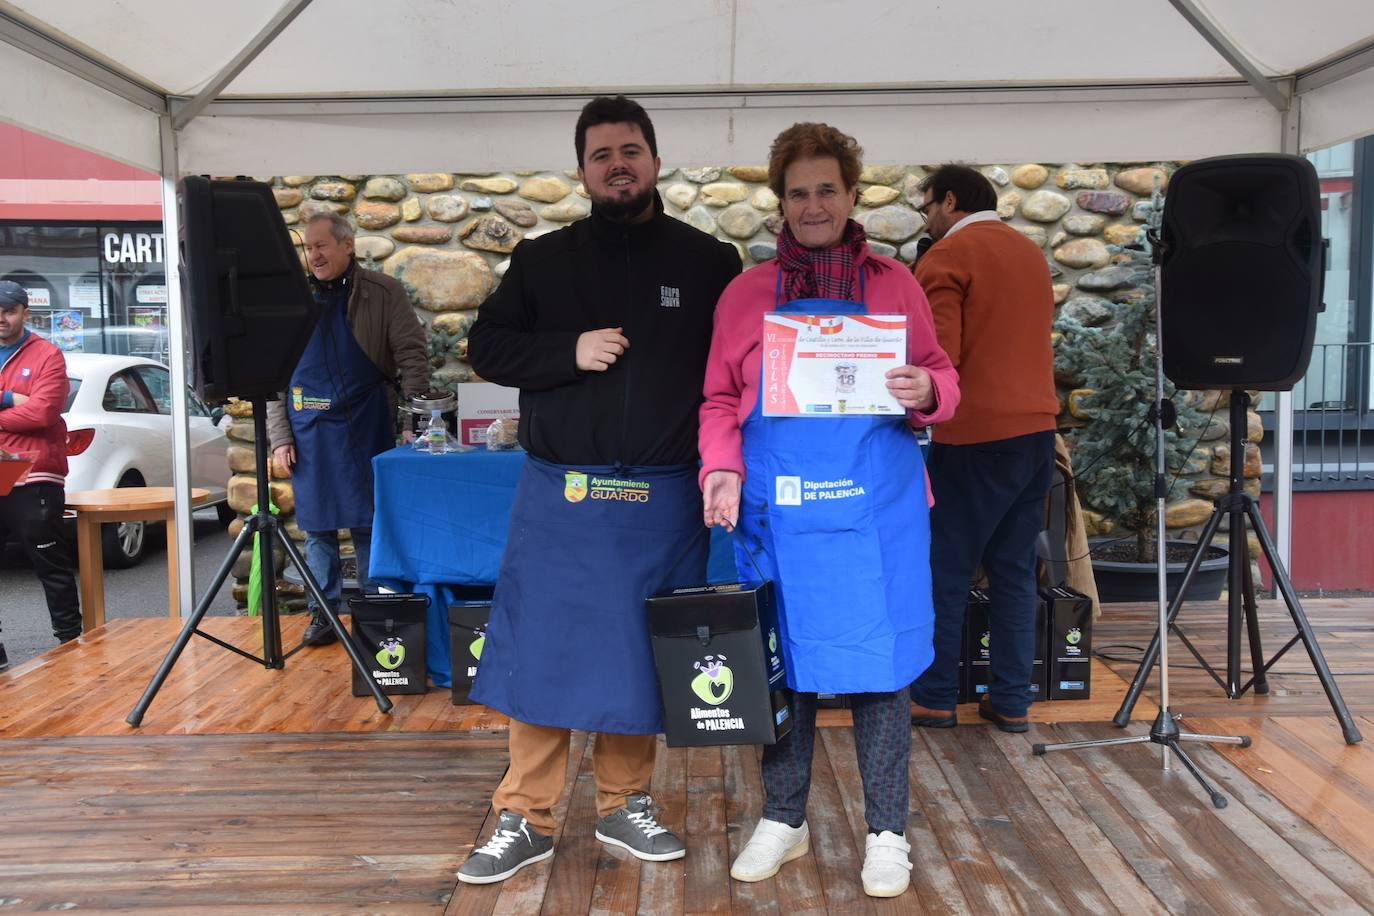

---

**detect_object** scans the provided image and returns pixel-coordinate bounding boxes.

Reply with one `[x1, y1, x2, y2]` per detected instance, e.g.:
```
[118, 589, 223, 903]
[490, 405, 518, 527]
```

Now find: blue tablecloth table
[370, 444, 735, 688]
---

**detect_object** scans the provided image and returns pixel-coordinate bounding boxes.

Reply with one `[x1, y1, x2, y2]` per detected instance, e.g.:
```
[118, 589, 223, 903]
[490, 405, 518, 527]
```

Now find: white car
[62, 353, 232, 567]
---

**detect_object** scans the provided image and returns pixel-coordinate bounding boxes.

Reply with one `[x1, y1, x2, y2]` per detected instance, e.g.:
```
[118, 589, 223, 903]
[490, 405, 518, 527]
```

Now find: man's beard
[592, 185, 655, 223]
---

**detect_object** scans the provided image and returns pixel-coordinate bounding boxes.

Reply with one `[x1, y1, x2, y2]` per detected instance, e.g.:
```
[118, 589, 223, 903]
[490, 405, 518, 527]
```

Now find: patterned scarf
[776, 219, 868, 302]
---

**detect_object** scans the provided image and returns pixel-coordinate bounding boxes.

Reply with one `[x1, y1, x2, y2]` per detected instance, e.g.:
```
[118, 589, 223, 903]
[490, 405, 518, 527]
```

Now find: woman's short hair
[767, 123, 864, 198]
[918, 164, 998, 214]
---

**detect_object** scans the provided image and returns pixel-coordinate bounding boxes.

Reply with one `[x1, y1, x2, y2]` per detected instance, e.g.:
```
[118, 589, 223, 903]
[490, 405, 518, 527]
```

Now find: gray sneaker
[594, 794, 685, 861]
[457, 811, 554, 884]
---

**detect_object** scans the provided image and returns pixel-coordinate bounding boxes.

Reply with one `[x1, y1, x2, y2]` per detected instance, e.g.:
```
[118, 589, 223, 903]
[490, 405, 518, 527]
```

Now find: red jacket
[0, 331, 69, 486]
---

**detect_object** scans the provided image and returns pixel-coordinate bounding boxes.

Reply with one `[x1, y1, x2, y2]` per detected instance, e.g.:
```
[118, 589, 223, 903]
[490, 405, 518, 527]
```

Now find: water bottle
[424, 409, 447, 455]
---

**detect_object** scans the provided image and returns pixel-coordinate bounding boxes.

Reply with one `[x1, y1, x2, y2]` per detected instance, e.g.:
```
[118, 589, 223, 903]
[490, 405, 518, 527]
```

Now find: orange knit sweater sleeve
[914, 222, 1058, 446]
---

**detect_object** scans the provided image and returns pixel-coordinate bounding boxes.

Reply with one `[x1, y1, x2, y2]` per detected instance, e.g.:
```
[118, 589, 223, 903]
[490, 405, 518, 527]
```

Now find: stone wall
[224, 162, 1262, 605]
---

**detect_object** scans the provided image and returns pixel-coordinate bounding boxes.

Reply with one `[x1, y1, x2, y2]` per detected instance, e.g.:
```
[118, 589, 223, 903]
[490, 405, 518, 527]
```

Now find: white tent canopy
[3, 0, 1373, 607]
[6, 0, 1374, 173]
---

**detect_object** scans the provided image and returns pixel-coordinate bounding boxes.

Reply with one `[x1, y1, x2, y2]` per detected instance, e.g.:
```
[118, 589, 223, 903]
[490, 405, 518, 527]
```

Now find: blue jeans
[304, 528, 374, 614]
[911, 430, 1055, 717]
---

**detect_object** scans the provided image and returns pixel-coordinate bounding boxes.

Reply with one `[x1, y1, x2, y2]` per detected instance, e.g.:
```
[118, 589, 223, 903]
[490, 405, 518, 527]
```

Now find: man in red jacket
[0, 280, 82, 669]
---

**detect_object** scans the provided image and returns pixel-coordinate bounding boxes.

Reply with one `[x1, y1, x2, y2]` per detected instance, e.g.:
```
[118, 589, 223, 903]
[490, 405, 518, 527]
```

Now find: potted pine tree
[1055, 195, 1228, 603]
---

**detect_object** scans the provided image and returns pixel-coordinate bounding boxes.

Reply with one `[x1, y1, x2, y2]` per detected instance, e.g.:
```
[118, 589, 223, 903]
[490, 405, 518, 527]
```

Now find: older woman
[698, 123, 958, 898]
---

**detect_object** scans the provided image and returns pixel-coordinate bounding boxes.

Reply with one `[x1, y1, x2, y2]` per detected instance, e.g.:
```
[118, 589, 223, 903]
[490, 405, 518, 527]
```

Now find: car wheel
[102, 474, 149, 569]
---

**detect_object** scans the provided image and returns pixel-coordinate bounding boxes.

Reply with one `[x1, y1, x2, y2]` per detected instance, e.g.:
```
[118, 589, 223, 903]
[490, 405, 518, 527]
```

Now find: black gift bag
[348, 593, 430, 696]
[645, 534, 791, 748]
[1043, 585, 1093, 700]
[448, 600, 492, 705]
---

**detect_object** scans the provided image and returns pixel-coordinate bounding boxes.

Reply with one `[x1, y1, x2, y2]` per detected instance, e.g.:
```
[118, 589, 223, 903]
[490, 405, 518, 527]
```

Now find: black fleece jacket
[468, 196, 741, 467]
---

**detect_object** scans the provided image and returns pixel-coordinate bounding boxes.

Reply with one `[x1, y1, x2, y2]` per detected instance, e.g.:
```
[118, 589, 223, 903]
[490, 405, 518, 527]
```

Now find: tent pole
[159, 115, 196, 616]
[171, 0, 315, 131]
[1168, 0, 1288, 112]
[1270, 102, 1302, 587]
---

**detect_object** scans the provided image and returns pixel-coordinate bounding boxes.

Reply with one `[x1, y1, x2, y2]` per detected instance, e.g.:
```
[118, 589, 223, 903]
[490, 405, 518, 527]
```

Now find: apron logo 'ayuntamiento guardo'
[563, 473, 651, 504]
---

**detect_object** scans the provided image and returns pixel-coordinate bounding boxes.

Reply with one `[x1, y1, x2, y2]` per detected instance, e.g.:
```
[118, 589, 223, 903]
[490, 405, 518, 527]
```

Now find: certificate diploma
[761, 313, 907, 417]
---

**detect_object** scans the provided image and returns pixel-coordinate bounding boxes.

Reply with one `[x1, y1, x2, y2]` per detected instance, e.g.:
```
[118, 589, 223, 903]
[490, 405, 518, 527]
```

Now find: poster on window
[129, 306, 165, 329]
[50, 310, 84, 352]
[761, 313, 907, 417]
[68, 282, 101, 314]
[135, 285, 167, 305]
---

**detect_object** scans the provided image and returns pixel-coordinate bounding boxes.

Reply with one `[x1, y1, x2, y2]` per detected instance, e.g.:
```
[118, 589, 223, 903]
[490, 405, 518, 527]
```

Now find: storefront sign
[102, 231, 165, 265]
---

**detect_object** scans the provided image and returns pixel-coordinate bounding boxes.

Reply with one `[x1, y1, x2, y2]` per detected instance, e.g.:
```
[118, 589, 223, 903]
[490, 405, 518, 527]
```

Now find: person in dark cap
[0, 279, 83, 669]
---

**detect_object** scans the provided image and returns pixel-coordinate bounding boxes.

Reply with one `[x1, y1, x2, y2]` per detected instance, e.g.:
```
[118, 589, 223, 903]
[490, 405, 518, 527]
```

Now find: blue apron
[733, 270, 934, 693]
[470, 455, 705, 734]
[286, 293, 395, 532]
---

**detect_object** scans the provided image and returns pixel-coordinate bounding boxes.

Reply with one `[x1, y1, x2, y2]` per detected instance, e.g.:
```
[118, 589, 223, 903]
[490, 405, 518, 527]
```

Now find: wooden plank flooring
[1094, 596, 1374, 718]
[0, 615, 1150, 738]
[4, 599, 1374, 912]
[0, 730, 507, 912]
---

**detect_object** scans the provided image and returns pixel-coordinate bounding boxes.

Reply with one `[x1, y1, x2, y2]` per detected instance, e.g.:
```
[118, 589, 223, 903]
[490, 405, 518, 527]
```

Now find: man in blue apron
[266, 213, 429, 646]
[457, 96, 740, 885]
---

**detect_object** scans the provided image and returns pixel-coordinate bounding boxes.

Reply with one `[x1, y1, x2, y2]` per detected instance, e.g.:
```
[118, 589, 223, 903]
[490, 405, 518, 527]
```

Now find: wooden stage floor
[3, 598, 1374, 912]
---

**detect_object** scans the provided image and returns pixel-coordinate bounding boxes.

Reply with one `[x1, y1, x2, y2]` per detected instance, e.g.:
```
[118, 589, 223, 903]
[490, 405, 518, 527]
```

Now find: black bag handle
[653, 525, 768, 596]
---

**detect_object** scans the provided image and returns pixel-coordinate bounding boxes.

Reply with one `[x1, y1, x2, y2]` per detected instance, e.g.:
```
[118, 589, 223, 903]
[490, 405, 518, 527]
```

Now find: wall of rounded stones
[222, 162, 1261, 605]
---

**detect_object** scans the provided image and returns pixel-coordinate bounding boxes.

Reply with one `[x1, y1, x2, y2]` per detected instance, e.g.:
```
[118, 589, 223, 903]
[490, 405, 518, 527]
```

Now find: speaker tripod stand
[127, 396, 392, 726]
[1032, 252, 1255, 808]
[1110, 389, 1361, 745]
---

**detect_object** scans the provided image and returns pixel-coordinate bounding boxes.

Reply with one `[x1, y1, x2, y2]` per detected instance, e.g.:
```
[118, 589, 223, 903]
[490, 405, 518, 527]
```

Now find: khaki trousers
[491, 718, 658, 834]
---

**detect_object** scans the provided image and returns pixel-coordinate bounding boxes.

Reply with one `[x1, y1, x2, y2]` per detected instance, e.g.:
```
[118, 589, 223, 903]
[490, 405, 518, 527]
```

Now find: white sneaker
[730, 818, 810, 882]
[862, 831, 912, 897]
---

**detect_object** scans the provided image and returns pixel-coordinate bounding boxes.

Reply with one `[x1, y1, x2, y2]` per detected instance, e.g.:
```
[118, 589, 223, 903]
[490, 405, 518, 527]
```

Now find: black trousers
[0, 483, 82, 642]
[761, 689, 911, 834]
[911, 430, 1057, 717]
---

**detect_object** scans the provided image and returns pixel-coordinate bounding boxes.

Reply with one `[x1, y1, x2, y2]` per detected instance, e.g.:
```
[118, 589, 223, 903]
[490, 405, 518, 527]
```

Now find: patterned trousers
[761, 689, 911, 834]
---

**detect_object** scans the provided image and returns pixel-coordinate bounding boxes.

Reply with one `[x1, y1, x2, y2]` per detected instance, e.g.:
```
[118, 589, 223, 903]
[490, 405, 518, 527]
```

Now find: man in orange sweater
[908, 165, 1058, 732]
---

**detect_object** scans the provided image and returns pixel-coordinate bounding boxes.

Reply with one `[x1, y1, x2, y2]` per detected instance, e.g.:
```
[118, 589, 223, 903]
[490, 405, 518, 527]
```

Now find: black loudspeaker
[1160, 154, 1324, 391]
[179, 176, 320, 400]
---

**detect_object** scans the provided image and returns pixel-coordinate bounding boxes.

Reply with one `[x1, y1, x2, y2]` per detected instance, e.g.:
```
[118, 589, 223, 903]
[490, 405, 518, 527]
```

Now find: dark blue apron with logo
[286, 294, 394, 532]
[470, 455, 705, 734]
[732, 270, 934, 693]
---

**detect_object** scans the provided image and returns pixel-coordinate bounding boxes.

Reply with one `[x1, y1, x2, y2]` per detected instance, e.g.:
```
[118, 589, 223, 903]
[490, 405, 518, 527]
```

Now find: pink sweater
[699, 254, 960, 485]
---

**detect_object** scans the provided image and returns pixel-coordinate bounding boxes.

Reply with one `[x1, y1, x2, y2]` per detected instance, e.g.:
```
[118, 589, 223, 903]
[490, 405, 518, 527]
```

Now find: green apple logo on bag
[1066, 628, 1082, 646]
[469, 627, 486, 660]
[768, 629, 778, 654]
[692, 654, 733, 705]
[376, 636, 406, 670]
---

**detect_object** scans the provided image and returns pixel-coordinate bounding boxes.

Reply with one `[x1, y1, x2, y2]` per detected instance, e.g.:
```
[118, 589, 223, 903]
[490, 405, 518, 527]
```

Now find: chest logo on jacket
[659, 286, 681, 309]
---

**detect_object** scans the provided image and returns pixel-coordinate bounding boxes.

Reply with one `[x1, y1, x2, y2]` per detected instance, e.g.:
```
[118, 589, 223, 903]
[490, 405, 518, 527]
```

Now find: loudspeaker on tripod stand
[1113, 152, 1361, 747]
[128, 178, 392, 726]
[1038, 153, 1357, 808]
